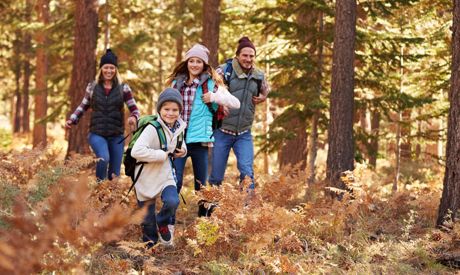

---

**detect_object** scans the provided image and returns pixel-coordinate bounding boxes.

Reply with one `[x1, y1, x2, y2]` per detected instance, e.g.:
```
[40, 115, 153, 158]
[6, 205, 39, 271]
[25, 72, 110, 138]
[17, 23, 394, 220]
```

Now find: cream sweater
[131, 117, 187, 201]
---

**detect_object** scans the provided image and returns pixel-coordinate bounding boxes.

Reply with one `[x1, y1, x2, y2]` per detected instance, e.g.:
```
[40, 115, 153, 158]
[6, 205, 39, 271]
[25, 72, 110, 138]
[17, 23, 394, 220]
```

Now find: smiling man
[209, 36, 270, 191]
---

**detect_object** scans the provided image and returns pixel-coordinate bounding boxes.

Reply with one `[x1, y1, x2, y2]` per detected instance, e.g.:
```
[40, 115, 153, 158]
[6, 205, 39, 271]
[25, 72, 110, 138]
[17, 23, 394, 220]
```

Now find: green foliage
[28, 166, 65, 205]
[0, 128, 12, 149]
[196, 218, 220, 246]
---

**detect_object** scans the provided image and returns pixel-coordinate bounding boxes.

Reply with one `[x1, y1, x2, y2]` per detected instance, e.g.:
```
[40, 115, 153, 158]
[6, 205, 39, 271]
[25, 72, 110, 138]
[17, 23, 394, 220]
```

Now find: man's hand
[173, 147, 186, 158]
[222, 106, 230, 117]
[252, 93, 267, 105]
[128, 116, 137, 132]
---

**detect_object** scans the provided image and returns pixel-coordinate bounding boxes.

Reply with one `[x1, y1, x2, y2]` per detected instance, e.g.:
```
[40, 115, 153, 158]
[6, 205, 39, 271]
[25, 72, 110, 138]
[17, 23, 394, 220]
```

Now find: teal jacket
[173, 73, 218, 143]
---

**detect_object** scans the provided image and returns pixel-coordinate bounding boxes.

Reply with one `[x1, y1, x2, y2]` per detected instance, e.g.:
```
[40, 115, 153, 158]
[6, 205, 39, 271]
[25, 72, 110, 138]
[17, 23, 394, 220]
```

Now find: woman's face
[187, 57, 204, 78]
[159, 101, 180, 125]
[101, 64, 117, 81]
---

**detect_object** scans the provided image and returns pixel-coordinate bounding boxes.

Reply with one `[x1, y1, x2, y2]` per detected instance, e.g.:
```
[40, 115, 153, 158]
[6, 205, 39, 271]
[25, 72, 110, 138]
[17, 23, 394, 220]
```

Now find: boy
[131, 88, 187, 247]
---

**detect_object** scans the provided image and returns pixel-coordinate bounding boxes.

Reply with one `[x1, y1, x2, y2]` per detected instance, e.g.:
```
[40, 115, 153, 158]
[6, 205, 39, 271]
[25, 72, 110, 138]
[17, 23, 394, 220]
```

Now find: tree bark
[175, 0, 185, 64]
[13, 32, 22, 134]
[369, 109, 380, 168]
[33, 0, 50, 148]
[66, 0, 99, 157]
[202, 0, 221, 67]
[279, 117, 308, 170]
[22, 0, 32, 133]
[437, 0, 460, 226]
[326, 0, 357, 189]
[308, 11, 324, 185]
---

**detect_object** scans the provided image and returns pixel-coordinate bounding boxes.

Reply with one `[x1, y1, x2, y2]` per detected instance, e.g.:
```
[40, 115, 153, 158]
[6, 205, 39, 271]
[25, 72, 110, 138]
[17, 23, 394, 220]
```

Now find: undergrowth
[0, 147, 457, 274]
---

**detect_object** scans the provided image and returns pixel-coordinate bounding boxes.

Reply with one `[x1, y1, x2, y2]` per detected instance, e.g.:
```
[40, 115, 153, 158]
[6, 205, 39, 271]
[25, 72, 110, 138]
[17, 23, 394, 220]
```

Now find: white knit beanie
[184, 44, 209, 64]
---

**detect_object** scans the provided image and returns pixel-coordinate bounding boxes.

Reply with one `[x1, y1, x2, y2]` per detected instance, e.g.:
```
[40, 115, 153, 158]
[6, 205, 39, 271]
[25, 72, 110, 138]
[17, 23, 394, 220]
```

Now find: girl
[65, 49, 139, 182]
[166, 44, 240, 218]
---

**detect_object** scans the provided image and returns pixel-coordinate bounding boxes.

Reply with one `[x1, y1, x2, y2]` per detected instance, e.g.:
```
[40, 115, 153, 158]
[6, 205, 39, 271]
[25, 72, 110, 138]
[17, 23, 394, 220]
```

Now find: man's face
[236, 47, 255, 70]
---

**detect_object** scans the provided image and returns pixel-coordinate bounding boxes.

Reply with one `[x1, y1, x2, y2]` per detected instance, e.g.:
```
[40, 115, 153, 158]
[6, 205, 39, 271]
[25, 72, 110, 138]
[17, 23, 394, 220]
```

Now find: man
[209, 36, 269, 189]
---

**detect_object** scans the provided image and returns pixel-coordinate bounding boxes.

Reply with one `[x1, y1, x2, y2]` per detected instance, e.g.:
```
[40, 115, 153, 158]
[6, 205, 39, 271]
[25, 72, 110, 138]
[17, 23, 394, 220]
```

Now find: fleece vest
[220, 59, 264, 133]
[90, 83, 124, 137]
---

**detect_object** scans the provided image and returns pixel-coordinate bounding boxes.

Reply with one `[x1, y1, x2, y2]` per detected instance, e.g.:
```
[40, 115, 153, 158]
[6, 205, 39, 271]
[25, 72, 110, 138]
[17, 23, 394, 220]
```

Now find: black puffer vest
[90, 83, 124, 137]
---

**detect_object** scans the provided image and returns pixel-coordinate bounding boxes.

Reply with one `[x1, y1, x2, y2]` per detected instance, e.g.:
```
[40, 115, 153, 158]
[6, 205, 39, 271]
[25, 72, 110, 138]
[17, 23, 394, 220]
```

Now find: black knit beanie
[99, 49, 118, 68]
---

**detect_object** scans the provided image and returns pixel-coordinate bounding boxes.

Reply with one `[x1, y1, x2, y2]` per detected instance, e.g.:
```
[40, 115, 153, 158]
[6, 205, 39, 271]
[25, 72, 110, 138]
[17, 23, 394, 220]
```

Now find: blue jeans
[173, 143, 209, 193]
[138, 185, 179, 243]
[88, 132, 124, 181]
[209, 130, 255, 188]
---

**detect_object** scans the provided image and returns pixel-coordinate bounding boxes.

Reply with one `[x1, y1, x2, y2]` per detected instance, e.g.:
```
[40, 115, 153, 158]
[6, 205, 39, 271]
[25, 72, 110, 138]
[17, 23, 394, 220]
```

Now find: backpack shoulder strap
[150, 121, 167, 151]
[223, 58, 233, 86]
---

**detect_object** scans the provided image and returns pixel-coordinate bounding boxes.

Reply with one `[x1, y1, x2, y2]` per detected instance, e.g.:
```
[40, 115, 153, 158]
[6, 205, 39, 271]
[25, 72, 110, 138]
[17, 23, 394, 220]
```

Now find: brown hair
[166, 59, 224, 87]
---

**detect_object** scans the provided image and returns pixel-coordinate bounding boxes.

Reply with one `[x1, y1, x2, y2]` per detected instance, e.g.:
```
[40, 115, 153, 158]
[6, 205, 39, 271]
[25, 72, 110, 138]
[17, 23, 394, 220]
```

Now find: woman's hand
[173, 147, 186, 158]
[202, 93, 212, 104]
[128, 116, 137, 131]
[65, 120, 73, 129]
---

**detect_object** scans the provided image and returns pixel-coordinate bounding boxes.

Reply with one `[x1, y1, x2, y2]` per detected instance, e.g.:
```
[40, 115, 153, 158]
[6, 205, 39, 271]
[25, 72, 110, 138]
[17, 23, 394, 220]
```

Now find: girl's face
[159, 101, 180, 125]
[187, 57, 204, 78]
[101, 64, 117, 81]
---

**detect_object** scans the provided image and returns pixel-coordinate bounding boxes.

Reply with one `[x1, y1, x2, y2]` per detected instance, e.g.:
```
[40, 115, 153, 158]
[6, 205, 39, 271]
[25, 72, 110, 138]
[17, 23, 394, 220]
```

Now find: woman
[65, 49, 140, 182]
[166, 44, 240, 217]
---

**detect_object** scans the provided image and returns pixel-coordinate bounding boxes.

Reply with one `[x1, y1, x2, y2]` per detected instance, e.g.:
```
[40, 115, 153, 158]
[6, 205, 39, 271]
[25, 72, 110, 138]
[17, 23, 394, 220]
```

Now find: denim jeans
[173, 143, 209, 193]
[88, 132, 124, 181]
[138, 185, 179, 243]
[209, 129, 255, 188]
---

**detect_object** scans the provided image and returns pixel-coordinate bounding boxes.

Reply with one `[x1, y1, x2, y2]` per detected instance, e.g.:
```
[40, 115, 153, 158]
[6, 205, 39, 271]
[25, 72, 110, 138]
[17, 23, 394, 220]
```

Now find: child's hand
[173, 147, 186, 158]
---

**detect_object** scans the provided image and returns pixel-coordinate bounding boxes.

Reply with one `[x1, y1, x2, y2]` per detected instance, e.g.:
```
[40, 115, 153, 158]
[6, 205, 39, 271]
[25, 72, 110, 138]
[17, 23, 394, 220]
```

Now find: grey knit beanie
[157, 88, 183, 113]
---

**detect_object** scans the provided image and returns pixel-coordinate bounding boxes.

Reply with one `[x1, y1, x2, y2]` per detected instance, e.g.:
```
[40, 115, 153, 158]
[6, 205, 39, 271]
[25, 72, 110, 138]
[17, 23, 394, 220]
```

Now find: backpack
[121, 114, 184, 196]
[222, 58, 262, 96]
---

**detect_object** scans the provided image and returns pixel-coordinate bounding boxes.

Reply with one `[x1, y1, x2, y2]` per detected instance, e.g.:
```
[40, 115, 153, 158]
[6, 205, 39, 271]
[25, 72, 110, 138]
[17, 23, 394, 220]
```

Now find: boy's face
[159, 101, 180, 125]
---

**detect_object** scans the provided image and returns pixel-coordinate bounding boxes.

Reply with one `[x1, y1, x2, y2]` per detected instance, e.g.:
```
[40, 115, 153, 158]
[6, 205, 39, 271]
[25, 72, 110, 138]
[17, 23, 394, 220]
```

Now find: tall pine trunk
[22, 0, 32, 133]
[202, 0, 220, 67]
[369, 109, 380, 168]
[33, 0, 50, 148]
[326, 0, 357, 189]
[279, 117, 308, 170]
[437, 0, 460, 226]
[307, 11, 324, 184]
[66, 0, 99, 157]
[175, 0, 185, 64]
[13, 32, 22, 134]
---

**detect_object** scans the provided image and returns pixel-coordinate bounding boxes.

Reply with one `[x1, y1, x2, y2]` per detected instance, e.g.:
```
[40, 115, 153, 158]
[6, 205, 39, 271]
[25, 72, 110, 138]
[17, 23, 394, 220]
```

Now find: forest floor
[1, 137, 460, 274]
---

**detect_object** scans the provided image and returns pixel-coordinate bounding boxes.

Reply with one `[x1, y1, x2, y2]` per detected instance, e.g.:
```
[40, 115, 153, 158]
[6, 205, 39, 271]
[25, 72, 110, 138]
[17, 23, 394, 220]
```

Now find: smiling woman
[64, 49, 140, 182]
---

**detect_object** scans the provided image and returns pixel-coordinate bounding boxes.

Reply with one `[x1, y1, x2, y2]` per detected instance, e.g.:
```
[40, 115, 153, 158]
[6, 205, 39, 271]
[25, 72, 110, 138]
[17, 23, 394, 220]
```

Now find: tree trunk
[22, 0, 32, 133]
[33, 0, 50, 148]
[175, 0, 185, 64]
[202, 0, 221, 67]
[104, 0, 110, 51]
[437, 0, 460, 227]
[308, 11, 324, 184]
[13, 32, 22, 134]
[66, 0, 99, 157]
[326, 0, 357, 189]
[369, 109, 380, 168]
[279, 117, 308, 170]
